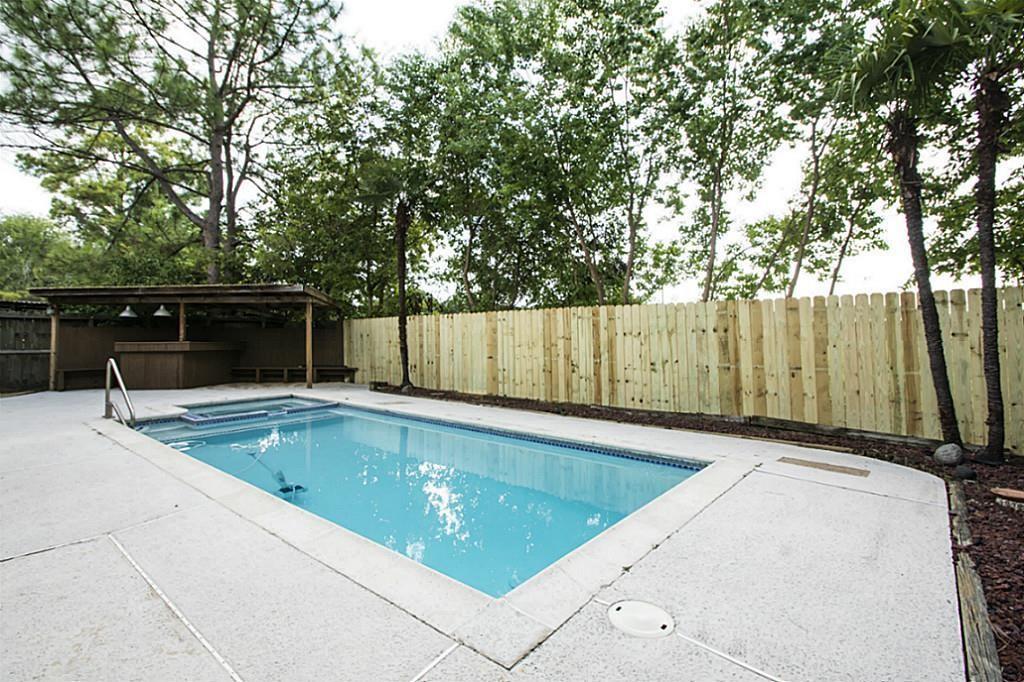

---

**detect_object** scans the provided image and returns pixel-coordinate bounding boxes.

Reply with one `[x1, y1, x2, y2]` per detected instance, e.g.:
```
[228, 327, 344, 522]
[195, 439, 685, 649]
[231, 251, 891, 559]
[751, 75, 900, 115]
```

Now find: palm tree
[882, 1, 1024, 462]
[846, 2, 969, 446]
[959, 1, 1024, 464]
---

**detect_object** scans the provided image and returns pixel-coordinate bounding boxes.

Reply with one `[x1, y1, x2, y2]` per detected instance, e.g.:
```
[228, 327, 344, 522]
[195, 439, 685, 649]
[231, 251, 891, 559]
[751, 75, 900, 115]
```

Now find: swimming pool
[138, 402, 699, 597]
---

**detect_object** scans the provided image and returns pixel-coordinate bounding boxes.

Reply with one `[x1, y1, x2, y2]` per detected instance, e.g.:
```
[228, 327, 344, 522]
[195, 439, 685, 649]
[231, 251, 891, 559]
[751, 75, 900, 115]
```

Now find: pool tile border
[330, 402, 705, 471]
[138, 395, 339, 428]
[139, 393, 706, 472]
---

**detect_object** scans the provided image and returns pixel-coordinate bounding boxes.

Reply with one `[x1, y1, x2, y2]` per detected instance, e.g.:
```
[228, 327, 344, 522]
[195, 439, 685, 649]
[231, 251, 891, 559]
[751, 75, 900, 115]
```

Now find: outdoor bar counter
[114, 341, 242, 389]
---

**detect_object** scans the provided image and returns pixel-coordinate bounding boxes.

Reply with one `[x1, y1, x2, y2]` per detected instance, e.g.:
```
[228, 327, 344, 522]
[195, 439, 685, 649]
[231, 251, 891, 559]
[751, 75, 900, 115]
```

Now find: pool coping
[93, 392, 757, 669]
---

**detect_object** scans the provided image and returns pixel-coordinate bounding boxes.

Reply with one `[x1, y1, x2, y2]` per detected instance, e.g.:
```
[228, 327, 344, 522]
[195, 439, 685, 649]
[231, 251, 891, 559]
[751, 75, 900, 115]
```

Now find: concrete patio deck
[1, 384, 964, 681]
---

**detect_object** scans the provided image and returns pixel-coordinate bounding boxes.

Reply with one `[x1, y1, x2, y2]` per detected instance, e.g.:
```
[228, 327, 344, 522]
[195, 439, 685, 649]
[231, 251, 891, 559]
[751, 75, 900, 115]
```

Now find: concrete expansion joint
[674, 631, 790, 682]
[754, 468, 946, 508]
[594, 596, 788, 682]
[0, 534, 105, 564]
[107, 534, 244, 682]
[0, 506, 199, 565]
[407, 642, 459, 682]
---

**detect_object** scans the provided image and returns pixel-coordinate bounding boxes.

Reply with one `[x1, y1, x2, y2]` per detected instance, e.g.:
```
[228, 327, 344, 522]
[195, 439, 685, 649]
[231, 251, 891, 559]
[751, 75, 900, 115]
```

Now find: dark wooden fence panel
[0, 309, 50, 392]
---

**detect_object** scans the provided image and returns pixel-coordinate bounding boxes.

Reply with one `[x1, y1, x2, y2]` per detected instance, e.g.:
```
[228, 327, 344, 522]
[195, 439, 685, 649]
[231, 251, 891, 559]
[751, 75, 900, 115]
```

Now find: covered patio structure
[28, 284, 353, 390]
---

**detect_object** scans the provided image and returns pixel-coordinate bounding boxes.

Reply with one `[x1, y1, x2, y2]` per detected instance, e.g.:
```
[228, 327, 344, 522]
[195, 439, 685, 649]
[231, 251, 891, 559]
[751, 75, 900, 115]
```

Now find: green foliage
[846, 1, 972, 111]
[0, 213, 83, 293]
[4, 0, 1023, 308]
[19, 127, 208, 284]
[924, 0, 1024, 283]
[677, 0, 893, 300]
[0, 0, 340, 282]
[249, 55, 439, 317]
[925, 69, 1024, 283]
[931, 169, 1024, 283]
[431, 0, 686, 308]
[670, 0, 789, 300]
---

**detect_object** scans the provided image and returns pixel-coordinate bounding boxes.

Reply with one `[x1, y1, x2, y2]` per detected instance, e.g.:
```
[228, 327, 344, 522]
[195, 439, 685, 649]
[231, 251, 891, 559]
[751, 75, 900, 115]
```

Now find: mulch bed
[374, 384, 1024, 681]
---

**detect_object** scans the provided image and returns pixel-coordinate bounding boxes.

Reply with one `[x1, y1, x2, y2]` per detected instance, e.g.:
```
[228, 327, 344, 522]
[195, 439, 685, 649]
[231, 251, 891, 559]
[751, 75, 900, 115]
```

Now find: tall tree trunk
[204, 4, 225, 284]
[395, 198, 413, 389]
[702, 38, 736, 303]
[569, 217, 606, 305]
[564, 203, 606, 305]
[828, 196, 869, 295]
[552, 128, 606, 305]
[621, 192, 638, 305]
[701, 170, 723, 302]
[461, 220, 477, 311]
[223, 132, 237, 281]
[787, 120, 824, 298]
[973, 71, 1008, 464]
[886, 111, 961, 445]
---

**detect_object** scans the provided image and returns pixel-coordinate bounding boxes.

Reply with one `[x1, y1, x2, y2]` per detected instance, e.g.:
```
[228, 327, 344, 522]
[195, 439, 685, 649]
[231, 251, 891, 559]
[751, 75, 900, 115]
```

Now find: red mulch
[374, 384, 1024, 680]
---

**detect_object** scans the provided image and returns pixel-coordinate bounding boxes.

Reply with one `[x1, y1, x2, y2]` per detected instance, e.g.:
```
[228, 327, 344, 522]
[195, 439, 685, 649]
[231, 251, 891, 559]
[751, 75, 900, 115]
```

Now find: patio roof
[27, 283, 338, 308]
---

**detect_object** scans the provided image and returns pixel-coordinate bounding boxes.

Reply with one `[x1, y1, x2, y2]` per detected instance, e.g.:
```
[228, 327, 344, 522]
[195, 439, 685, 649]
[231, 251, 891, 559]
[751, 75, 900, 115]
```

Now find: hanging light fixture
[153, 304, 173, 318]
[118, 305, 138, 318]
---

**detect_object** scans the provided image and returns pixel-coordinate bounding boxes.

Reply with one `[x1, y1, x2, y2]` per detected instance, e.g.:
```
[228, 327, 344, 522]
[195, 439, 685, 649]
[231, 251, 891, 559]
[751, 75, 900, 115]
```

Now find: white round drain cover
[607, 600, 675, 638]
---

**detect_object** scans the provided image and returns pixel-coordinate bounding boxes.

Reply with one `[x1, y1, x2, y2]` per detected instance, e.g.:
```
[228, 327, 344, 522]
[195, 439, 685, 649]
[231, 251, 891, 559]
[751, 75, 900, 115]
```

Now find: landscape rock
[953, 464, 976, 480]
[934, 443, 964, 466]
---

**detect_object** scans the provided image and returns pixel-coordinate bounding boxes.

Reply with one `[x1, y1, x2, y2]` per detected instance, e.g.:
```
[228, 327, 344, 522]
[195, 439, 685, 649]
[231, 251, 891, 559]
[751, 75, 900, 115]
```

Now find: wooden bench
[230, 366, 357, 384]
[314, 366, 357, 383]
[56, 367, 105, 391]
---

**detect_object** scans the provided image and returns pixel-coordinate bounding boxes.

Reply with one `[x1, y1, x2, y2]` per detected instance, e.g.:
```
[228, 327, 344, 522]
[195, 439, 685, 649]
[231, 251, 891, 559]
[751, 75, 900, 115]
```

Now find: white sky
[0, 0, 980, 301]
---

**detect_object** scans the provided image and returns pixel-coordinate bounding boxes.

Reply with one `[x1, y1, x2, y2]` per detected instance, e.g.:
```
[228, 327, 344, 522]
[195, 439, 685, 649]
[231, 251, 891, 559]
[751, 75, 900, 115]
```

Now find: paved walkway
[1, 385, 964, 681]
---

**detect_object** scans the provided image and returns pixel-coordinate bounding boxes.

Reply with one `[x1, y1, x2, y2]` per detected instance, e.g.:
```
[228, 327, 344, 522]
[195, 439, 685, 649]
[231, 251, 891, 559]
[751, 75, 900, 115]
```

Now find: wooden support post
[48, 305, 60, 391]
[305, 301, 313, 388]
[337, 316, 345, 368]
[178, 302, 186, 341]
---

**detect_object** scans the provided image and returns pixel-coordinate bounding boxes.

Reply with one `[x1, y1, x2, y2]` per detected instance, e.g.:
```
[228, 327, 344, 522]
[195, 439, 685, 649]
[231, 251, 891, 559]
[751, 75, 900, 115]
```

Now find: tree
[20, 127, 208, 284]
[0, 213, 83, 294]
[712, 115, 889, 301]
[819, 123, 891, 295]
[394, 197, 413, 389]
[674, 0, 785, 301]
[553, 0, 684, 304]
[434, 0, 685, 309]
[701, 0, 889, 300]
[955, 0, 1023, 463]
[883, 0, 1022, 461]
[362, 55, 442, 389]
[847, 1, 969, 446]
[432, 0, 580, 310]
[249, 57, 434, 318]
[0, 0, 338, 282]
[931, 162, 1024, 285]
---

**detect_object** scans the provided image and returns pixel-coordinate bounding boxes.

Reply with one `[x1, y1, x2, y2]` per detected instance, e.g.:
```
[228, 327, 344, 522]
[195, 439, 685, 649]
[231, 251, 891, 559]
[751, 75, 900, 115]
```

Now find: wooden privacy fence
[1, 306, 50, 392]
[344, 287, 1024, 454]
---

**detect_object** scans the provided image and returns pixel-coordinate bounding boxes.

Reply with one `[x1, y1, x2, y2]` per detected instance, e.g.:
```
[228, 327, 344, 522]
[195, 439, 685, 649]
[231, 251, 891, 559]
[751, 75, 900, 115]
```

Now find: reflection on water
[158, 409, 695, 597]
[420, 462, 468, 540]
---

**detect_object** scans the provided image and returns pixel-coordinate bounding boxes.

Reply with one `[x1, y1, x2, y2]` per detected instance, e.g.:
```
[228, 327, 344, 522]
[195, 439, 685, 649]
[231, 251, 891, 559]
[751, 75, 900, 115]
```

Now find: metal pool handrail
[104, 357, 136, 427]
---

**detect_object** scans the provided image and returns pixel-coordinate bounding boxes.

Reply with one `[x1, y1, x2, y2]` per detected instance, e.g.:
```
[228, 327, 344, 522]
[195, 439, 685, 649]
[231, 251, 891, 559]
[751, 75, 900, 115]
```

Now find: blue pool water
[139, 405, 698, 596]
